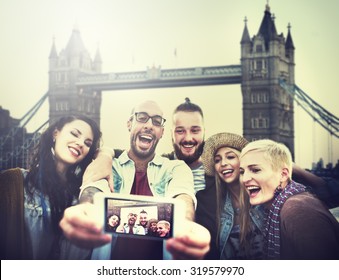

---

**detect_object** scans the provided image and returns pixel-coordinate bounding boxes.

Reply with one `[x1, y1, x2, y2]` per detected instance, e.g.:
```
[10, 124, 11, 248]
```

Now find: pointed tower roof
[257, 3, 278, 49]
[65, 26, 87, 56]
[49, 37, 58, 59]
[285, 23, 295, 50]
[94, 44, 102, 63]
[241, 17, 251, 44]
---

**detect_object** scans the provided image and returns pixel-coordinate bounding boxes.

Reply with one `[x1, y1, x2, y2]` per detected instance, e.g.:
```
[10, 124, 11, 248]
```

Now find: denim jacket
[219, 191, 266, 259]
[92, 151, 196, 260]
[112, 151, 196, 203]
[22, 169, 91, 259]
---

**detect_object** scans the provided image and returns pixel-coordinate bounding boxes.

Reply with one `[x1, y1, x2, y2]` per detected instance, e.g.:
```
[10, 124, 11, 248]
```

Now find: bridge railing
[76, 65, 242, 88]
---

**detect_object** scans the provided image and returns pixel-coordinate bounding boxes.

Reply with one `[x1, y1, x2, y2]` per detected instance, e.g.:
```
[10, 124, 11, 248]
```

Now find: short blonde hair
[240, 139, 293, 178]
[157, 220, 170, 230]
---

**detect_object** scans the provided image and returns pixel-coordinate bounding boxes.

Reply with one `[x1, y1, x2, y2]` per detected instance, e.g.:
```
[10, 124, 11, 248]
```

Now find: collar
[118, 150, 165, 167]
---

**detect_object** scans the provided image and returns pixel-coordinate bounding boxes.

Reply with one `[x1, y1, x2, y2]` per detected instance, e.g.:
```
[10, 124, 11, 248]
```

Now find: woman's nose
[221, 158, 228, 166]
[242, 171, 251, 183]
[75, 139, 83, 148]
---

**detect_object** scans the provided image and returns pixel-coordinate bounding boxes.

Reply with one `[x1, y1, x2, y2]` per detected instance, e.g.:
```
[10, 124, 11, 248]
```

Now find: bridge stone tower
[48, 27, 102, 126]
[241, 4, 295, 157]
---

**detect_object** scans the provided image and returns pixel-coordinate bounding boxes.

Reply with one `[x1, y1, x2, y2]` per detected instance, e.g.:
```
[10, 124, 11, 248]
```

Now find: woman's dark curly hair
[106, 214, 121, 232]
[25, 115, 102, 233]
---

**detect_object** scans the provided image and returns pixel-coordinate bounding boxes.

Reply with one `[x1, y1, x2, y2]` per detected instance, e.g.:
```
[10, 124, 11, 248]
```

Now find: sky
[0, 0, 338, 169]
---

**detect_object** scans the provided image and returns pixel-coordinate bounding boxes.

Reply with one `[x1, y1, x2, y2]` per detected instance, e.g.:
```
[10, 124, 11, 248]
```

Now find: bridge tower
[48, 27, 102, 125]
[241, 4, 295, 156]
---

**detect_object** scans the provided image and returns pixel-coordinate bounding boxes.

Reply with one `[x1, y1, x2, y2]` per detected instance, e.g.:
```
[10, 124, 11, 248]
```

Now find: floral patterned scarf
[264, 180, 306, 259]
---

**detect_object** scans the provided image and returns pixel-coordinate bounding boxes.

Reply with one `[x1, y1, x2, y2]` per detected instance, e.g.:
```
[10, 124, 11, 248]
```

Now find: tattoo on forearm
[79, 187, 102, 204]
[175, 194, 195, 221]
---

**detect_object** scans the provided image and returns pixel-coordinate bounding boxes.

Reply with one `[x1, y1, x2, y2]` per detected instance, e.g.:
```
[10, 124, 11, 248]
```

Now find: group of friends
[1, 97, 339, 260]
[106, 211, 171, 238]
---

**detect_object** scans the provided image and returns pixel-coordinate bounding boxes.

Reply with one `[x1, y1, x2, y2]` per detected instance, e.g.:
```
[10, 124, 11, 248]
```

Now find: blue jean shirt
[92, 151, 196, 260]
[219, 191, 266, 259]
[112, 151, 196, 203]
[22, 169, 91, 259]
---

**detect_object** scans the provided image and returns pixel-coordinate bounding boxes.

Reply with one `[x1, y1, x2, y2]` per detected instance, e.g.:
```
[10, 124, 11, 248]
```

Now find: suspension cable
[0, 92, 48, 148]
[279, 79, 339, 138]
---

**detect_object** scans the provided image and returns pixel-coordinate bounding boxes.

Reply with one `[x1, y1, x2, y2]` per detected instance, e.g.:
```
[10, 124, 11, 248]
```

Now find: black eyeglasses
[132, 112, 166, 127]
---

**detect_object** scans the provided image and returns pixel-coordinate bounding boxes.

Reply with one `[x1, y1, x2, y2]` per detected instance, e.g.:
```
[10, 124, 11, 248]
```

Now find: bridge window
[258, 118, 268, 128]
[251, 92, 269, 103]
[56, 72, 61, 82]
[87, 102, 92, 113]
[78, 100, 84, 111]
[250, 59, 268, 79]
[263, 92, 269, 102]
[251, 94, 254, 103]
[251, 115, 269, 129]
[55, 72, 69, 83]
[257, 93, 262, 103]
[55, 102, 69, 111]
[256, 60, 265, 71]
[251, 59, 266, 71]
[256, 45, 263, 53]
[251, 118, 258, 128]
[59, 59, 66, 67]
[78, 100, 96, 113]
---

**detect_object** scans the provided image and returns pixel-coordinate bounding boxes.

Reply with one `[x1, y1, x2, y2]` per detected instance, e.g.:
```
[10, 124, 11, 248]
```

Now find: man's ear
[127, 120, 132, 132]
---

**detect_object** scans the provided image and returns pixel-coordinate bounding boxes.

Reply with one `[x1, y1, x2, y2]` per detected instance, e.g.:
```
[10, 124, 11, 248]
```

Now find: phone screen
[104, 197, 175, 240]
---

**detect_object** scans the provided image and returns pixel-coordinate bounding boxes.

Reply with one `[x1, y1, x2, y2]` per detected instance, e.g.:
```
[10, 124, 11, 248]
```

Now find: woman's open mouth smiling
[246, 186, 261, 198]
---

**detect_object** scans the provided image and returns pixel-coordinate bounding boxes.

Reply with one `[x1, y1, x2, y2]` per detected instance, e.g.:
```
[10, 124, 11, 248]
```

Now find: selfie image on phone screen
[104, 197, 174, 240]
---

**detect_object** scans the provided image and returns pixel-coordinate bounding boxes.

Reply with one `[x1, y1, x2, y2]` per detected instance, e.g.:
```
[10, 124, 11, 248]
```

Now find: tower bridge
[49, 4, 296, 156]
[76, 65, 242, 90]
[1, 4, 338, 170]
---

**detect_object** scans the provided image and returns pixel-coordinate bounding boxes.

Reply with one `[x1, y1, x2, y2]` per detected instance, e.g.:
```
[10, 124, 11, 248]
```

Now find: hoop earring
[51, 138, 56, 159]
[74, 165, 81, 176]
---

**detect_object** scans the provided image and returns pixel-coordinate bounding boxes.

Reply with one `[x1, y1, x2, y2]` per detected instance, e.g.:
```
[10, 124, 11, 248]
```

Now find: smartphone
[94, 192, 186, 240]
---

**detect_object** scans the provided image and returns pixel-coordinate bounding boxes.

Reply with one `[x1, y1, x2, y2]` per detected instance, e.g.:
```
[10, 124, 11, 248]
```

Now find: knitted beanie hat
[201, 132, 249, 176]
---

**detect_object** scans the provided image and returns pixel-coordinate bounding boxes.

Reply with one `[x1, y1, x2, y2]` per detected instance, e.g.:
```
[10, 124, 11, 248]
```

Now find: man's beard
[173, 141, 204, 165]
[130, 132, 158, 159]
